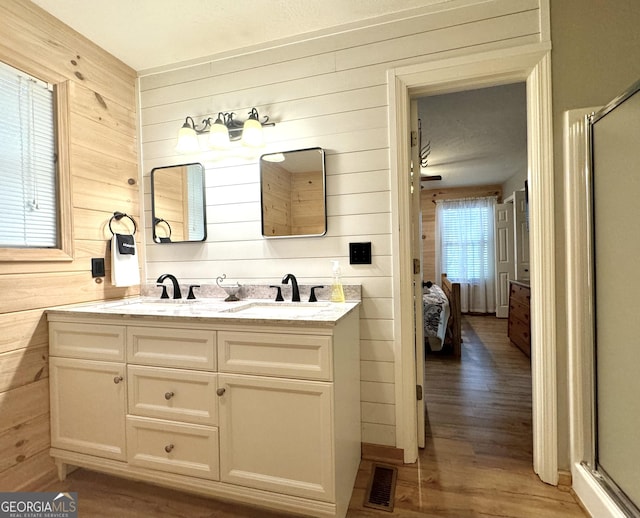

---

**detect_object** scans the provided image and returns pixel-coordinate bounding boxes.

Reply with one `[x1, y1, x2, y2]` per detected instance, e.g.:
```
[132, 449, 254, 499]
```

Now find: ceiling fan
[418, 121, 442, 182]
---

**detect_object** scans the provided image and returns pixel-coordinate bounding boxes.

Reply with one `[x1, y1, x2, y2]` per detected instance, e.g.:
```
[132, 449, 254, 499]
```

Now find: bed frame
[441, 273, 462, 358]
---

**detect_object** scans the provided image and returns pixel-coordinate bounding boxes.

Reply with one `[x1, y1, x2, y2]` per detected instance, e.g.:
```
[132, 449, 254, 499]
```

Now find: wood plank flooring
[348, 315, 587, 517]
[42, 315, 587, 517]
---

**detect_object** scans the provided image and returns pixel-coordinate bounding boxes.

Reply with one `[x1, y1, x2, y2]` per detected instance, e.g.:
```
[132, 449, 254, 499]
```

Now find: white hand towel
[111, 234, 140, 287]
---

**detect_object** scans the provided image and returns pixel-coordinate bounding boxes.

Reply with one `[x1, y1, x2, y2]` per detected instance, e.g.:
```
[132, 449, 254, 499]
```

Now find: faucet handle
[157, 284, 169, 299]
[269, 285, 284, 302]
[187, 285, 200, 300]
[309, 286, 325, 303]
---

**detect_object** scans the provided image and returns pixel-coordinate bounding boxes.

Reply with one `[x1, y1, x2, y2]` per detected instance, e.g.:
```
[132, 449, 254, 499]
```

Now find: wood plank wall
[421, 185, 503, 283]
[139, 0, 541, 447]
[261, 162, 293, 236]
[0, 0, 138, 490]
[153, 166, 187, 241]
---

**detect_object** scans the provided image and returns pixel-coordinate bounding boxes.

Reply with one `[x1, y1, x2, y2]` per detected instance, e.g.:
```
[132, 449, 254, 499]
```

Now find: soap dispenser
[330, 260, 345, 303]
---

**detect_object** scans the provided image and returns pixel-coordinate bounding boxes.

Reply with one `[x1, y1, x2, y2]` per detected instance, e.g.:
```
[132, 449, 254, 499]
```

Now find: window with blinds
[438, 197, 495, 282]
[0, 60, 58, 248]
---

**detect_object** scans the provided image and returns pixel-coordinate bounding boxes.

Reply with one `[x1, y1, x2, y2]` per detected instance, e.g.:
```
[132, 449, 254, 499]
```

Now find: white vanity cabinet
[47, 305, 360, 518]
[49, 322, 127, 463]
[217, 329, 336, 501]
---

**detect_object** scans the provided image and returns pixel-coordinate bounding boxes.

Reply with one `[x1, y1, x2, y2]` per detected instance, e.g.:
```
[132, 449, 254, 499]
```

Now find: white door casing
[388, 43, 558, 485]
[495, 202, 515, 318]
[410, 100, 426, 448]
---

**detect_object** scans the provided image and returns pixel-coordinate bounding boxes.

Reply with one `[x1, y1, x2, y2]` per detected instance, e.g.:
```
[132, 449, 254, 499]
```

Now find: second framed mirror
[151, 163, 207, 243]
[260, 147, 326, 238]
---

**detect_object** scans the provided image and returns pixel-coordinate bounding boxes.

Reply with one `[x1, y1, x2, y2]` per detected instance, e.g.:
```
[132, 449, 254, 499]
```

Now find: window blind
[0, 61, 57, 248]
[438, 197, 496, 282]
[187, 165, 205, 240]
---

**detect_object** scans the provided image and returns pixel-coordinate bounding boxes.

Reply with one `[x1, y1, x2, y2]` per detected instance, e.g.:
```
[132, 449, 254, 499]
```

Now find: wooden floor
[43, 315, 587, 517]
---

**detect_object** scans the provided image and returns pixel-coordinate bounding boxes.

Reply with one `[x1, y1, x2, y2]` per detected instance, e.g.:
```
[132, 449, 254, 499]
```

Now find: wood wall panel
[140, 0, 541, 447]
[0, 1, 138, 489]
[421, 185, 503, 282]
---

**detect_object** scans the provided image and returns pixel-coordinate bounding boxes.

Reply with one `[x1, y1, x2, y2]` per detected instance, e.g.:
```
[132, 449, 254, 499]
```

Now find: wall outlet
[349, 242, 372, 264]
[91, 257, 105, 277]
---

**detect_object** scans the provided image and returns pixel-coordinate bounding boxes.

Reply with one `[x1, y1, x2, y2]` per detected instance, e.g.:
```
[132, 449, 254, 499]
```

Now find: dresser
[507, 280, 531, 357]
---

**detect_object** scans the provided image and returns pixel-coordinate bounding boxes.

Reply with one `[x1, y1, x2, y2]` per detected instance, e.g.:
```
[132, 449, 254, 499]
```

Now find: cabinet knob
[164, 391, 175, 400]
[216, 387, 226, 396]
[164, 444, 174, 453]
[113, 376, 124, 384]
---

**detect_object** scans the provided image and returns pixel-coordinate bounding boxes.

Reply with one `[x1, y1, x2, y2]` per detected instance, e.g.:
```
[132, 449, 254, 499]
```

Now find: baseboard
[361, 443, 404, 465]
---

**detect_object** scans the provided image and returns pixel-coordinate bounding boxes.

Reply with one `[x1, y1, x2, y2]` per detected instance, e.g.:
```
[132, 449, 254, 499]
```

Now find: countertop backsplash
[141, 283, 362, 302]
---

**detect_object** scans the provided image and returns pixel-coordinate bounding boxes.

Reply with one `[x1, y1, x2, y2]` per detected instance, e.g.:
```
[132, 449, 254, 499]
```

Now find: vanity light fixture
[176, 108, 275, 153]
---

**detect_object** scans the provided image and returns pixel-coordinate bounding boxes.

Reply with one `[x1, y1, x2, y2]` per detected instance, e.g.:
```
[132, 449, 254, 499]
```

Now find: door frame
[387, 42, 558, 485]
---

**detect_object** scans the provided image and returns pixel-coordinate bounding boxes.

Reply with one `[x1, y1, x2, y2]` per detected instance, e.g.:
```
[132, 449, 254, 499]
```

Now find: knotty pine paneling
[139, 0, 542, 447]
[421, 185, 503, 282]
[0, 1, 138, 489]
[0, 413, 50, 475]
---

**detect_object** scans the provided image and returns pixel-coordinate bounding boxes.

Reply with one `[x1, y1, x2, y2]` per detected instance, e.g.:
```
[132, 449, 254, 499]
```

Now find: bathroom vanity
[47, 298, 360, 518]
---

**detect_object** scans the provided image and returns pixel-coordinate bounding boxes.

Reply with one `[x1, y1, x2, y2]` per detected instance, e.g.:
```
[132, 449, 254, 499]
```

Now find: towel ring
[109, 211, 137, 235]
[153, 217, 172, 241]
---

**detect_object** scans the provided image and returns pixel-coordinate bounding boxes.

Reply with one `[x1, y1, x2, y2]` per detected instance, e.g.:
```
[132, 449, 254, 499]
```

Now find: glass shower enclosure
[589, 78, 640, 517]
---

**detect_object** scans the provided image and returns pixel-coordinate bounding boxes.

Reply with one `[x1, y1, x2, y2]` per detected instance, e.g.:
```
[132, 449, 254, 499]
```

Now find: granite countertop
[46, 297, 360, 327]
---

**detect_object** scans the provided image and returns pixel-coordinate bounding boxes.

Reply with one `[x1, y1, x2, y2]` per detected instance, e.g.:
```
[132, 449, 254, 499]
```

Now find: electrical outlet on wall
[349, 242, 372, 264]
[91, 257, 105, 277]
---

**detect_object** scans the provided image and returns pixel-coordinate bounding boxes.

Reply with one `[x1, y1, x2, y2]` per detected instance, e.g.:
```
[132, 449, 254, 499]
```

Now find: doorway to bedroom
[413, 82, 534, 467]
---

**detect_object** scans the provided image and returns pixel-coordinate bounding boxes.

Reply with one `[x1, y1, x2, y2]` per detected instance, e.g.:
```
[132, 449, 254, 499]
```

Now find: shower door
[590, 79, 640, 516]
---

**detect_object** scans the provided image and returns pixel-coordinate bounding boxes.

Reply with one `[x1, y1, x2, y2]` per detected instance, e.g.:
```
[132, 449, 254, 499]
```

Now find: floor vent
[363, 463, 398, 512]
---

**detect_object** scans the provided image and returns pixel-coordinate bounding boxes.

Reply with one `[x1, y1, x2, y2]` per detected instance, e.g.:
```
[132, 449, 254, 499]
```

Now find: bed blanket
[423, 284, 450, 352]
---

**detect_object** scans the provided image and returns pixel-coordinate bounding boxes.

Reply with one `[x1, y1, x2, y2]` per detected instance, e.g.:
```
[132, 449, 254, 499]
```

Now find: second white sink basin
[221, 302, 330, 318]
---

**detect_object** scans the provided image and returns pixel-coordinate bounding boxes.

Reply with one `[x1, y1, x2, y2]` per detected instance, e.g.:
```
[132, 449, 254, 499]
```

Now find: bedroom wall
[0, 0, 138, 490]
[550, 0, 640, 470]
[138, 0, 543, 448]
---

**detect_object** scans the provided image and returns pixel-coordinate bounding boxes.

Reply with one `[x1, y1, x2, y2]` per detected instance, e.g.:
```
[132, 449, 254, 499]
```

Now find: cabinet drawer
[128, 365, 218, 425]
[49, 322, 125, 361]
[218, 331, 332, 381]
[126, 416, 219, 480]
[127, 327, 216, 370]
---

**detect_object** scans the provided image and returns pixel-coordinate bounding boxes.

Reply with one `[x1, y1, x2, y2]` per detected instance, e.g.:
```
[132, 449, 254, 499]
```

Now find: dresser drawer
[218, 331, 332, 381]
[126, 416, 219, 480]
[509, 282, 530, 300]
[127, 327, 216, 370]
[49, 322, 125, 361]
[128, 365, 218, 425]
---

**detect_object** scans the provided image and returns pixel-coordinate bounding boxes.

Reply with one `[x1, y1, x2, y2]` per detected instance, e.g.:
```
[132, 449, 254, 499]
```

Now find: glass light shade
[261, 152, 285, 163]
[241, 118, 264, 148]
[208, 121, 230, 149]
[175, 125, 199, 153]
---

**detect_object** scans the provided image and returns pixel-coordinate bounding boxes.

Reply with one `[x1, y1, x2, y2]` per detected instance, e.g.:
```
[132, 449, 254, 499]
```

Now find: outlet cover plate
[349, 242, 372, 264]
[91, 257, 105, 277]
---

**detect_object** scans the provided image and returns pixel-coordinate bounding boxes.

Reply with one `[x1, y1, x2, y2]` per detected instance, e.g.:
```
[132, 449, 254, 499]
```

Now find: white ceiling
[418, 83, 527, 188]
[31, 0, 452, 72]
[31, 0, 526, 189]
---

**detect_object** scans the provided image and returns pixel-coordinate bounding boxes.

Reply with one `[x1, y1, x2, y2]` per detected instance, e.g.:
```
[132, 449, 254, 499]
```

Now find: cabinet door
[50, 357, 126, 460]
[218, 373, 334, 502]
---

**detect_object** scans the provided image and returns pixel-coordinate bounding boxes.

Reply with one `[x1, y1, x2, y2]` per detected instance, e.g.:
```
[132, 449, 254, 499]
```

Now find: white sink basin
[97, 299, 219, 314]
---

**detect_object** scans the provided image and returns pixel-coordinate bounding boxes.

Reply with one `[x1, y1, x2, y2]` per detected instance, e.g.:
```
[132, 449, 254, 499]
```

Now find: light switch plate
[349, 242, 372, 264]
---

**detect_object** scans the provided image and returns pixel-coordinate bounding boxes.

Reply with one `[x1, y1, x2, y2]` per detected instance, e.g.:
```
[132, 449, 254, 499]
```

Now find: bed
[423, 273, 462, 358]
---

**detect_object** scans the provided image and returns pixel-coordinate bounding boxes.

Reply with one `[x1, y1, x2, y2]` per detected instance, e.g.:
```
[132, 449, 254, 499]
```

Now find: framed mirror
[151, 163, 207, 243]
[260, 147, 326, 238]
